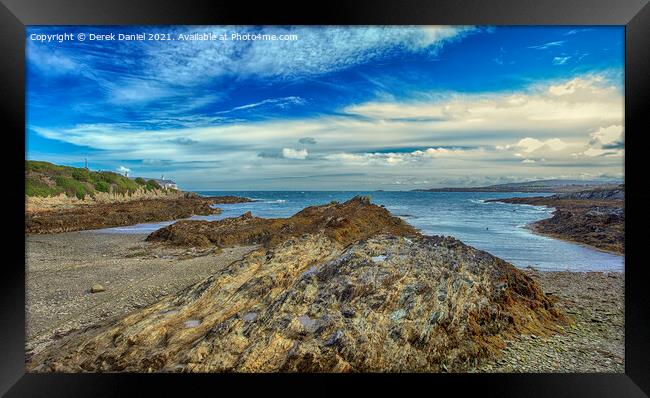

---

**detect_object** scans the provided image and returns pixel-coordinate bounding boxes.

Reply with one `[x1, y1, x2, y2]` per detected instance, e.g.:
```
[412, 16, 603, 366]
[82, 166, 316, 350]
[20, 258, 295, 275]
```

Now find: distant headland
[412, 179, 623, 193]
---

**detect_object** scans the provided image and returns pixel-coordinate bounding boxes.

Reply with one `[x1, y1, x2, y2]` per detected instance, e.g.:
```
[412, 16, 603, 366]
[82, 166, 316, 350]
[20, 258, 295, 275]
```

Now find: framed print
[1, 0, 648, 396]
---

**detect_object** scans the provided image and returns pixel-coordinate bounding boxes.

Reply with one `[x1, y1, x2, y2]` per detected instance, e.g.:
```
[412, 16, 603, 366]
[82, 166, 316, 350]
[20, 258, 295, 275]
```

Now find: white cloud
[117, 166, 131, 175]
[575, 125, 624, 157]
[528, 40, 565, 50]
[590, 125, 623, 146]
[544, 138, 568, 151]
[512, 138, 544, 153]
[583, 147, 607, 157]
[35, 75, 622, 162]
[26, 44, 79, 75]
[282, 148, 309, 159]
[30, 27, 476, 109]
[145, 26, 476, 84]
[32, 73, 623, 188]
[564, 28, 593, 36]
[324, 147, 474, 166]
[553, 56, 571, 65]
[225, 96, 306, 113]
[412, 147, 459, 157]
[346, 75, 622, 130]
[498, 137, 568, 153]
[106, 79, 175, 104]
[547, 76, 606, 96]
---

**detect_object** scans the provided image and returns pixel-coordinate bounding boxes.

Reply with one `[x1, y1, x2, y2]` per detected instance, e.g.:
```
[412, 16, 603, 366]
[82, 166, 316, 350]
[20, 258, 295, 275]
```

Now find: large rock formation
[28, 197, 566, 372]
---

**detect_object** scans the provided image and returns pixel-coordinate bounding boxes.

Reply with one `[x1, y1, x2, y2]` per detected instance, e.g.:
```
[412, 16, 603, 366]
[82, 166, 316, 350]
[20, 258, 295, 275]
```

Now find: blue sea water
[97, 191, 623, 272]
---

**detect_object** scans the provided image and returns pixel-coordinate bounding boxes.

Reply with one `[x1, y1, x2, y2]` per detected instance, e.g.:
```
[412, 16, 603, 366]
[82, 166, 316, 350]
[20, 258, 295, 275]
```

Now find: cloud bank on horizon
[26, 26, 624, 190]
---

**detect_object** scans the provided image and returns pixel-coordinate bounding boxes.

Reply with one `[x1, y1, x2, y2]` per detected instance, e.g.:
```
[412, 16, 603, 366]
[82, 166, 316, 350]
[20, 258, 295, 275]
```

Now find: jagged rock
[554, 188, 624, 201]
[146, 196, 418, 248]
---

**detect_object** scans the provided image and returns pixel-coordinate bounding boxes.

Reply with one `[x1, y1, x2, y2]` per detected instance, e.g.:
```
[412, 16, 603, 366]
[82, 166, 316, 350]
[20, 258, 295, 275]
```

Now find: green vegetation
[25, 178, 64, 197]
[145, 179, 162, 192]
[55, 176, 91, 200]
[25, 160, 168, 199]
[95, 181, 110, 193]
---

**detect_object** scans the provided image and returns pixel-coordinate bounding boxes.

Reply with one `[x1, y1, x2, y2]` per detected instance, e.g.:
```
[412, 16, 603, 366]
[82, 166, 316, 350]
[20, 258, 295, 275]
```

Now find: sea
[97, 191, 624, 272]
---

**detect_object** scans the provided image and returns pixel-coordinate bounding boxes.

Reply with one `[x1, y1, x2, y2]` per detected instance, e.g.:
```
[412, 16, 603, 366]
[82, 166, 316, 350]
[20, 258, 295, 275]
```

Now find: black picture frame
[1, 0, 648, 396]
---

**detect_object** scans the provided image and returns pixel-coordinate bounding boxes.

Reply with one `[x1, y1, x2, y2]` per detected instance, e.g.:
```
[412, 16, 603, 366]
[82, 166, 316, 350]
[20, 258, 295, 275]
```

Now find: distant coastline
[486, 187, 624, 254]
[413, 179, 623, 193]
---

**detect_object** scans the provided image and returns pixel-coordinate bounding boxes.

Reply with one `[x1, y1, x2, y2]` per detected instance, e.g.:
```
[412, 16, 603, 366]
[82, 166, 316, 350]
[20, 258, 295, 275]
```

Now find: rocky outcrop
[203, 195, 255, 204]
[25, 197, 222, 234]
[28, 198, 566, 373]
[26, 194, 254, 234]
[487, 193, 624, 254]
[553, 188, 624, 201]
[146, 196, 418, 248]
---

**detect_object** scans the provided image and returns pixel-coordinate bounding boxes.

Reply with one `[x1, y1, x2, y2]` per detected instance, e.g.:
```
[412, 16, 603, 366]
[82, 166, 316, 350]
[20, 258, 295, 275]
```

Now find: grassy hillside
[26, 160, 165, 199]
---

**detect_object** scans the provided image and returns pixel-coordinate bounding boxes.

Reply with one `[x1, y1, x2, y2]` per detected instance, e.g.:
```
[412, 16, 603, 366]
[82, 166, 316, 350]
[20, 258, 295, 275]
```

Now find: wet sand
[25, 231, 257, 357]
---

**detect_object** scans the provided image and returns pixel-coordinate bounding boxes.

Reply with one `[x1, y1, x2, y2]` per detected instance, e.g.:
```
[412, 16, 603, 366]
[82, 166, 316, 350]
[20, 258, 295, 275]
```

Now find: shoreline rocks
[25, 195, 252, 234]
[486, 191, 624, 254]
[28, 198, 568, 373]
[26, 196, 222, 234]
[202, 195, 255, 204]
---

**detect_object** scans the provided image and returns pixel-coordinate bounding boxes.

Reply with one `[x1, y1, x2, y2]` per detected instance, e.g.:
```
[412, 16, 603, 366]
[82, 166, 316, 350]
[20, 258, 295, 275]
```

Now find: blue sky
[26, 26, 624, 190]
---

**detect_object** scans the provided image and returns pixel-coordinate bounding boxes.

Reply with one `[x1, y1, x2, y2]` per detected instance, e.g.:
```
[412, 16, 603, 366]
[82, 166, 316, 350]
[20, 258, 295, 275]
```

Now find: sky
[26, 26, 624, 190]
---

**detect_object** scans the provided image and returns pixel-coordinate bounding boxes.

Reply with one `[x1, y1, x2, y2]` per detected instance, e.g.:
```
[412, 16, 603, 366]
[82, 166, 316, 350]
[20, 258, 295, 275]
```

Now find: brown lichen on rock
[28, 198, 566, 373]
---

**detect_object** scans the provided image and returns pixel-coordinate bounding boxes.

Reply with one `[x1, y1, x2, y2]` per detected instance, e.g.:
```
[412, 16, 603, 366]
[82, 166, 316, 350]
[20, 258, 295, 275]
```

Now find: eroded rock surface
[28, 198, 566, 372]
[146, 195, 418, 248]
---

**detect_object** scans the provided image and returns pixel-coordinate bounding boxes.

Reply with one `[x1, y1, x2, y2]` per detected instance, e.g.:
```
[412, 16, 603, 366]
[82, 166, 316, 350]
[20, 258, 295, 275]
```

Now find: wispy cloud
[221, 96, 307, 113]
[553, 56, 571, 65]
[528, 40, 566, 50]
[130, 26, 478, 85]
[564, 28, 594, 36]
